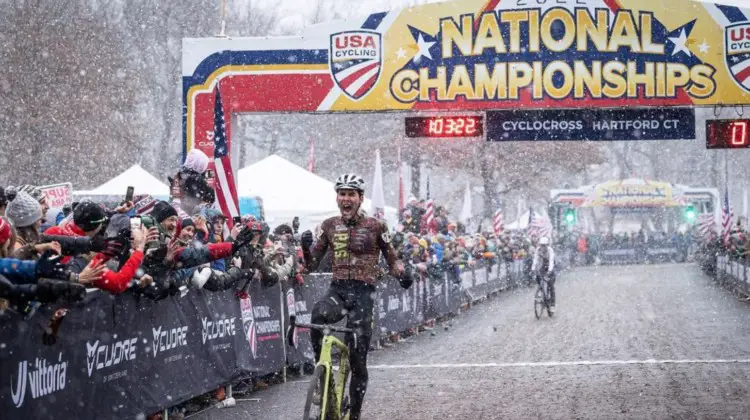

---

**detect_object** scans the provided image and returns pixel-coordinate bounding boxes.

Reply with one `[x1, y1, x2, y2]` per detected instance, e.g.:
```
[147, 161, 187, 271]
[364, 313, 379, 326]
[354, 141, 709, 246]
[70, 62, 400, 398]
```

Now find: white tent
[75, 164, 169, 199]
[506, 210, 531, 230]
[237, 155, 398, 231]
[505, 208, 551, 230]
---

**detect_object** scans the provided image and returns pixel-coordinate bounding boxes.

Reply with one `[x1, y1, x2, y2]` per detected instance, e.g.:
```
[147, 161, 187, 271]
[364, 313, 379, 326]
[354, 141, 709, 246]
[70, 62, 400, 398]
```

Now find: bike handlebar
[294, 322, 354, 334]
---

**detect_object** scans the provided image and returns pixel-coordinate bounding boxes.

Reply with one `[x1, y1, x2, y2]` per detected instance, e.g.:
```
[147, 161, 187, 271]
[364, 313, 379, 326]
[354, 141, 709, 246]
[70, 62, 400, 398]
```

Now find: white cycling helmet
[334, 174, 365, 194]
[539, 237, 550, 245]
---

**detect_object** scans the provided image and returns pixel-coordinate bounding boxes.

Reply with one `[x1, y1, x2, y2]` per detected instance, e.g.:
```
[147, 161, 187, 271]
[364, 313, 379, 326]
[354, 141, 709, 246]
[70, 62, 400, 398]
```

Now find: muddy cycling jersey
[304, 215, 398, 284]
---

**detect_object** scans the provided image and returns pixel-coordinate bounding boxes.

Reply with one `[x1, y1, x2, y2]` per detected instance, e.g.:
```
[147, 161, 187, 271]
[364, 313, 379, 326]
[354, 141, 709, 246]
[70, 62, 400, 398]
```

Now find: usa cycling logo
[329, 31, 382, 100]
[239, 295, 258, 359]
[726, 22, 750, 92]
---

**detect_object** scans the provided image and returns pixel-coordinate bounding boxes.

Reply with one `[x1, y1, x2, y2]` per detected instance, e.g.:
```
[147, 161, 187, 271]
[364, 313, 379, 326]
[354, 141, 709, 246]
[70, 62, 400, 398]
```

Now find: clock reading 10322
[405, 116, 484, 138]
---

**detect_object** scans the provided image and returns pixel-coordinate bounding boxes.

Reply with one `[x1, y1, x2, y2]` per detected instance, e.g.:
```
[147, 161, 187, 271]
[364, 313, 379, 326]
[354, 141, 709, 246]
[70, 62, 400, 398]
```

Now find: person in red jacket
[45, 202, 155, 294]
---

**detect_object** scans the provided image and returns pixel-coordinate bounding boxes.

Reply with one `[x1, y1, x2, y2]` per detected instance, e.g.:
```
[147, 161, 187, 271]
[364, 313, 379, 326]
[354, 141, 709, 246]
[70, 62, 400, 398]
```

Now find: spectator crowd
[391, 197, 548, 285]
[0, 150, 307, 419]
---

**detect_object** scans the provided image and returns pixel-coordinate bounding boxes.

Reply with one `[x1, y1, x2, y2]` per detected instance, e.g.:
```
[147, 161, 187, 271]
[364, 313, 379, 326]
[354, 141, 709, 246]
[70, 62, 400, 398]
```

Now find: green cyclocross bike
[295, 322, 355, 420]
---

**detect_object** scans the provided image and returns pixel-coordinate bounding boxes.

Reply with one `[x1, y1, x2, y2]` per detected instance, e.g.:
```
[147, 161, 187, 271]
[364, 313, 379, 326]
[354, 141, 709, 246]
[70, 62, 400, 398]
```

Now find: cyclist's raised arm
[301, 221, 330, 273]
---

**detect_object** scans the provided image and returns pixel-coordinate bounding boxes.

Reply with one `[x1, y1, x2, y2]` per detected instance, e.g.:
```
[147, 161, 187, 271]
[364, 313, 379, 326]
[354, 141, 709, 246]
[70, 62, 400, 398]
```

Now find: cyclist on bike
[300, 174, 408, 420]
[532, 236, 556, 313]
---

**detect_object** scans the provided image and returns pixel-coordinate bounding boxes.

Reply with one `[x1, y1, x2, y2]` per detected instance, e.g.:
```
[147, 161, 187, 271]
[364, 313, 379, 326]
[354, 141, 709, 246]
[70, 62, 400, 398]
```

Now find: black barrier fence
[0, 254, 570, 419]
[715, 256, 750, 295]
[596, 245, 685, 264]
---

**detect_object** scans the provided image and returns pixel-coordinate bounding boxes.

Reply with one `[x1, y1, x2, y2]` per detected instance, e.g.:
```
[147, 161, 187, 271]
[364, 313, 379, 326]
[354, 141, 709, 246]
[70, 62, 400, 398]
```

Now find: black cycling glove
[300, 230, 314, 250]
[398, 264, 414, 290]
[35, 251, 68, 281]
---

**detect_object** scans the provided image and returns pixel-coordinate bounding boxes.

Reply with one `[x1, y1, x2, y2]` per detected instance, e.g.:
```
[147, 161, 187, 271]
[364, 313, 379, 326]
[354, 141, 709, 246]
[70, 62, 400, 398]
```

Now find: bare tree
[0, 0, 145, 187]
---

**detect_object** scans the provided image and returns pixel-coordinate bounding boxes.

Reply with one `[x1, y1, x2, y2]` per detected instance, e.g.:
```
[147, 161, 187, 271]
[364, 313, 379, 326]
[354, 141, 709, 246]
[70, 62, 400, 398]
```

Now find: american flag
[697, 212, 715, 238]
[424, 199, 434, 230]
[528, 209, 552, 239]
[493, 209, 504, 236]
[722, 188, 733, 246]
[307, 138, 315, 173]
[213, 87, 239, 219]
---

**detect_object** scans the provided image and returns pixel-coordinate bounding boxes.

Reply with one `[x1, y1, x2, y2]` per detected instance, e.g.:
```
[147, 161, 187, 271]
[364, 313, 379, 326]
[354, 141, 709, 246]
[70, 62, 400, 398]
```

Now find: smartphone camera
[125, 186, 135, 203]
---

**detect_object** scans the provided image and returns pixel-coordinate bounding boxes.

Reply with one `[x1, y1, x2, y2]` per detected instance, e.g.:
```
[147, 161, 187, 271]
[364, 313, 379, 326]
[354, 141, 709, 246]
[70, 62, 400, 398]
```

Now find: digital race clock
[405, 116, 484, 138]
[706, 119, 750, 149]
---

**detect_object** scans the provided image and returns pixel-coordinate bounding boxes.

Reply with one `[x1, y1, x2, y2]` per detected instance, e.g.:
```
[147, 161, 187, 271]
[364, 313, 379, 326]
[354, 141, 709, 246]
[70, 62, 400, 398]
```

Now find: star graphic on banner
[396, 47, 407, 59]
[668, 28, 691, 56]
[415, 33, 436, 62]
[732, 55, 741, 63]
[403, 25, 439, 65]
[699, 40, 710, 53]
[333, 62, 344, 70]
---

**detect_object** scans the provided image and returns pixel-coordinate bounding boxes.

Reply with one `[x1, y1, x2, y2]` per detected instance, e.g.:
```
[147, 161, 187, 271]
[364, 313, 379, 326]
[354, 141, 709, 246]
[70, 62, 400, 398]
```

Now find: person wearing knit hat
[5, 191, 54, 258]
[177, 218, 196, 245]
[169, 149, 214, 214]
[16, 185, 49, 223]
[6, 191, 43, 229]
[73, 201, 108, 235]
[150, 201, 179, 236]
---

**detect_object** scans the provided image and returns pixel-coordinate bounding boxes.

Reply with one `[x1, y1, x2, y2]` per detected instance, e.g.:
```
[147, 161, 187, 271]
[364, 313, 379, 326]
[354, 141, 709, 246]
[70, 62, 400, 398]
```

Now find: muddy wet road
[195, 264, 750, 419]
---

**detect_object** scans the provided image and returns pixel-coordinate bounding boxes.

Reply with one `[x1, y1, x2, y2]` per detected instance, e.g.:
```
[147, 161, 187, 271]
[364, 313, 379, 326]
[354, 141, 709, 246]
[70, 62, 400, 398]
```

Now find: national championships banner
[182, 0, 750, 155]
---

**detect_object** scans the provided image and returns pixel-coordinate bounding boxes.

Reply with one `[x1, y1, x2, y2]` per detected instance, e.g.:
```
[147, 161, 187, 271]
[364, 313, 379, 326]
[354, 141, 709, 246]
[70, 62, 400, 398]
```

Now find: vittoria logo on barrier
[329, 31, 382, 100]
[10, 353, 68, 408]
[151, 326, 188, 359]
[726, 22, 750, 92]
[201, 317, 237, 345]
[86, 338, 137, 379]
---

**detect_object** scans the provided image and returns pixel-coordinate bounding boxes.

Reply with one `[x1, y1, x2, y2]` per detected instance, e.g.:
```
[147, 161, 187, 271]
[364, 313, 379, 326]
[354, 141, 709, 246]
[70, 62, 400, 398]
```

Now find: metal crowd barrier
[715, 255, 750, 296]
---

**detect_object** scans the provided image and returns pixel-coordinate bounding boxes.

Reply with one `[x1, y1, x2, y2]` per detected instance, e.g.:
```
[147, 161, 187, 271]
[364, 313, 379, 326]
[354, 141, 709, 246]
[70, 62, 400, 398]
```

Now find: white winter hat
[183, 149, 210, 174]
[6, 191, 42, 228]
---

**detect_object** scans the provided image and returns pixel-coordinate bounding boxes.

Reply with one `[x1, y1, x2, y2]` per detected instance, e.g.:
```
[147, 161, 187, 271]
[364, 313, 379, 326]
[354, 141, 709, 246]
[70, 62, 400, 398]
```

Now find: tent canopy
[237, 155, 397, 231]
[76, 164, 169, 198]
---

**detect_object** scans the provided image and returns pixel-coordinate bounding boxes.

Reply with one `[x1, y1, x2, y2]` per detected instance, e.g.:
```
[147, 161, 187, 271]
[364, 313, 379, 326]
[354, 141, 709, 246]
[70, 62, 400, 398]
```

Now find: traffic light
[684, 204, 696, 222]
[563, 208, 576, 225]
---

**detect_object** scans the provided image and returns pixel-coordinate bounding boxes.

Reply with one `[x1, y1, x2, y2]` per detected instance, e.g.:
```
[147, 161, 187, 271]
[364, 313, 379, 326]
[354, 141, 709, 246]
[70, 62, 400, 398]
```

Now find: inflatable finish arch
[182, 0, 750, 203]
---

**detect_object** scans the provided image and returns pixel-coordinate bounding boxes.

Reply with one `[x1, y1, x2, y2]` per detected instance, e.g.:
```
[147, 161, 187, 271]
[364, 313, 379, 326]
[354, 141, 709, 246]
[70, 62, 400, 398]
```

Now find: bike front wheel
[303, 364, 333, 420]
[534, 287, 545, 319]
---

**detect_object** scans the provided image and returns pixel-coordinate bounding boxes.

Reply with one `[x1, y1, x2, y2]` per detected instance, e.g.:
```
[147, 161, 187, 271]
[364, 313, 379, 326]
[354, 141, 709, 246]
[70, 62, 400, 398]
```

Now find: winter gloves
[34, 251, 68, 281]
